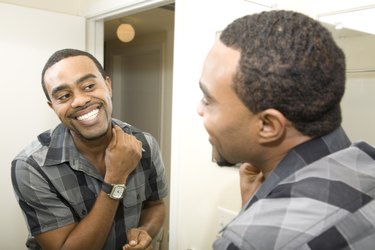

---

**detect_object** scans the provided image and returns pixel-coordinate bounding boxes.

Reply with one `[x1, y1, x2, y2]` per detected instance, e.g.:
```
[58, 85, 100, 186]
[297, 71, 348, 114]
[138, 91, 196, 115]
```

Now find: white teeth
[77, 109, 99, 121]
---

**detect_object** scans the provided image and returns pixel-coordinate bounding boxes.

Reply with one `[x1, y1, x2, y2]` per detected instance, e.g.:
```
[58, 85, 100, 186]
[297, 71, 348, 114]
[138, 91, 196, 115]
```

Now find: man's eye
[84, 83, 95, 91]
[57, 93, 70, 101]
[201, 97, 209, 106]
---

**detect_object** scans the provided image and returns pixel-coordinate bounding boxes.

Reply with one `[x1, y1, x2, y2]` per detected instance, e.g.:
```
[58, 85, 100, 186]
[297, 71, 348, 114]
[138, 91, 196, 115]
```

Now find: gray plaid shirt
[214, 127, 375, 249]
[11, 119, 168, 250]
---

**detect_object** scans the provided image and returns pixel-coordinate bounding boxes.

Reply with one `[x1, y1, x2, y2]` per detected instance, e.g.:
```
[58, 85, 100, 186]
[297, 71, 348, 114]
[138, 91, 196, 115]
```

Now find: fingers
[239, 163, 262, 182]
[110, 125, 142, 153]
[107, 125, 118, 150]
[240, 162, 260, 174]
[239, 163, 264, 206]
[123, 228, 152, 250]
[104, 125, 143, 182]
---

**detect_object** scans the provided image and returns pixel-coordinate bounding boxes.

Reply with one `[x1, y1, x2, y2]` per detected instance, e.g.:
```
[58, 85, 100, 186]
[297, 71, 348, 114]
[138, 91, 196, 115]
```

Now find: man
[198, 10, 375, 249]
[11, 49, 168, 250]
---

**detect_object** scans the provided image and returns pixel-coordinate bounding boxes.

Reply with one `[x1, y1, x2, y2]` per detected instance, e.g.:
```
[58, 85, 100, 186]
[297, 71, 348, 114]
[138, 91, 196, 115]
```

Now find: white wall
[170, 0, 375, 249]
[79, 0, 174, 18]
[338, 34, 375, 144]
[0, 3, 85, 249]
[0, 0, 79, 15]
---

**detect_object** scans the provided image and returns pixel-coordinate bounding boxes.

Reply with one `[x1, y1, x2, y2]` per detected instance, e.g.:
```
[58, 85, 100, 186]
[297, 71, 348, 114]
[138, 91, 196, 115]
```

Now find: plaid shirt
[11, 119, 168, 250]
[214, 127, 375, 249]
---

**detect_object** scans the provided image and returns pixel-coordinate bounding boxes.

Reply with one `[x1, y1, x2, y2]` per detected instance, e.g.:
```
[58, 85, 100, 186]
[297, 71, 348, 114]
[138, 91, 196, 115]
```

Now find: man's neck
[70, 130, 112, 176]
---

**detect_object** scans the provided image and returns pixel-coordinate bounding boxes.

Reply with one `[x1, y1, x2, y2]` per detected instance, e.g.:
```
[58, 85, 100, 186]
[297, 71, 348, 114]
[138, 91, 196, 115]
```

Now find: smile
[76, 108, 99, 121]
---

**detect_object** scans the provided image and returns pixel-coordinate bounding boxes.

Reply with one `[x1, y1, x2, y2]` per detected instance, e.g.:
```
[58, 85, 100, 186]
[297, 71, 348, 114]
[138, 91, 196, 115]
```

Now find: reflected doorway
[103, 4, 174, 250]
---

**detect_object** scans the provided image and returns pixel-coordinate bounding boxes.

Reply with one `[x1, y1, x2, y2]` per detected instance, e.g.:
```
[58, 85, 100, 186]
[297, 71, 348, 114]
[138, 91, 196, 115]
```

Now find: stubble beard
[212, 145, 236, 167]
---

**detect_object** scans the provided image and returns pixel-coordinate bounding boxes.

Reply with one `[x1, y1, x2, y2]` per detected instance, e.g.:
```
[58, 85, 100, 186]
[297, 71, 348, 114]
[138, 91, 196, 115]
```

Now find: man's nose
[197, 102, 204, 117]
[71, 92, 90, 108]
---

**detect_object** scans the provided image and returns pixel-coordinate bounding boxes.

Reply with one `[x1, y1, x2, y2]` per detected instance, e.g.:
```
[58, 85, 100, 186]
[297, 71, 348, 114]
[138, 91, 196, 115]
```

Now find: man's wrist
[101, 181, 126, 200]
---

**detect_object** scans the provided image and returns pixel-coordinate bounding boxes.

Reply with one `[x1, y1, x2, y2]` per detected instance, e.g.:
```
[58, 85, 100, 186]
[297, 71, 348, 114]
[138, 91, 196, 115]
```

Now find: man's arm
[35, 192, 121, 250]
[123, 131, 168, 250]
[124, 200, 166, 250]
[139, 200, 166, 238]
[35, 125, 143, 250]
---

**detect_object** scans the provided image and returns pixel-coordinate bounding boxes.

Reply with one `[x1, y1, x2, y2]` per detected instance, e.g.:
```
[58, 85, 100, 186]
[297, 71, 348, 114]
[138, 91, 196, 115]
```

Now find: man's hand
[105, 125, 142, 183]
[239, 163, 264, 207]
[123, 227, 152, 250]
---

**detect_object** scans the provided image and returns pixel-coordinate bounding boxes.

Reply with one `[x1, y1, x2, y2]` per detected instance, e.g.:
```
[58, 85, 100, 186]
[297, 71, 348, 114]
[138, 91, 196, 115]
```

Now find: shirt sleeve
[214, 195, 352, 249]
[214, 237, 241, 250]
[11, 158, 76, 236]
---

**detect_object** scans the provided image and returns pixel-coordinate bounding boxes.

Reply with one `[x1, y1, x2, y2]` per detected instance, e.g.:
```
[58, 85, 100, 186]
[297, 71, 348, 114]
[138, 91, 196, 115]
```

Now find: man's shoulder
[13, 130, 51, 162]
[218, 141, 375, 249]
[13, 124, 64, 166]
[296, 141, 375, 178]
[307, 198, 375, 249]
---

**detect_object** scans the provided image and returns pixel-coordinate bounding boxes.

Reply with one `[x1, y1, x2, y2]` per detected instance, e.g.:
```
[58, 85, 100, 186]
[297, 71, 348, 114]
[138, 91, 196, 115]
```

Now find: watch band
[101, 181, 112, 194]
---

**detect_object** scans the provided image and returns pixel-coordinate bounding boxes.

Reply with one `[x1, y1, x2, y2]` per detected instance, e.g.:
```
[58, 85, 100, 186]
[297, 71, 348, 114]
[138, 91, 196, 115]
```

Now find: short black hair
[220, 10, 346, 138]
[41, 48, 107, 101]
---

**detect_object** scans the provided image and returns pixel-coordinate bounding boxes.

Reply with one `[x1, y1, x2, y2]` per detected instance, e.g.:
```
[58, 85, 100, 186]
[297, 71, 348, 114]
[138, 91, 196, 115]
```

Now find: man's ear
[257, 109, 288, 144]
[47, 101, 53, 109]
[105, 76, 112, 97]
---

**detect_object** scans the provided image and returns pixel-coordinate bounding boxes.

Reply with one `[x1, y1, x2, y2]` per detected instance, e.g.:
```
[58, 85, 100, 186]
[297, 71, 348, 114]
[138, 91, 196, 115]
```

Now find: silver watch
[102, 182, 126, 200]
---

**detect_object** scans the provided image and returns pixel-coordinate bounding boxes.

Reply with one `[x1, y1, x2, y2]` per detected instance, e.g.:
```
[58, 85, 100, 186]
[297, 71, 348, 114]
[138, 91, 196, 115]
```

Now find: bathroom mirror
[318, 7, 375, 145]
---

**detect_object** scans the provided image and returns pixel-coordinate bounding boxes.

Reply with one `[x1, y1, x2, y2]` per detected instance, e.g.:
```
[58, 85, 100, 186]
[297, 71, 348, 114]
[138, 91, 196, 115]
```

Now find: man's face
[44, 55, 113, 141]
[198, 41, 258, 166]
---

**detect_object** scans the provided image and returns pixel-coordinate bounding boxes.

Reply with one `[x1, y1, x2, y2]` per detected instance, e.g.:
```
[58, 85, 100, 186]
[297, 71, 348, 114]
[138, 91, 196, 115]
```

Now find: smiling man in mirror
[11, 49, 168, 250]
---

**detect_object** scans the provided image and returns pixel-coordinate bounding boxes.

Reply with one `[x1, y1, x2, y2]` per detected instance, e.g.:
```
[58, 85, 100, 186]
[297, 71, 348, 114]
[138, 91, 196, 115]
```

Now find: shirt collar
[245, 127, 351, 209]
[43, 123, 80, 167]
[43, 119, 129, 168]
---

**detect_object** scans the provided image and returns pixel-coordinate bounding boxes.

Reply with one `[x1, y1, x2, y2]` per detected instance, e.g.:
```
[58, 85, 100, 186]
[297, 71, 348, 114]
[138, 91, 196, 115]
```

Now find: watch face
[111, 185, 125, 199]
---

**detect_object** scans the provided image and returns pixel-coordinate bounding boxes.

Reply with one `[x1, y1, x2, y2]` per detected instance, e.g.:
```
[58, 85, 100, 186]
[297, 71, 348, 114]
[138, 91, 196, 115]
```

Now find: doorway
[103, 4, 174, 250]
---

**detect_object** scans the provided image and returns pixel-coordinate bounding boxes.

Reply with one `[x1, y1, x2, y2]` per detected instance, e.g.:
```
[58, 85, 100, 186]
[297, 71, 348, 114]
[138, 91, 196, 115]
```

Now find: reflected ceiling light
[116, 23, 135, 43]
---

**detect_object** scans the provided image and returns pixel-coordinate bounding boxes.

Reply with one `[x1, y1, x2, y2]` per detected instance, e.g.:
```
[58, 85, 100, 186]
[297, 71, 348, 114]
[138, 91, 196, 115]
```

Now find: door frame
[84, 1, 174, 249]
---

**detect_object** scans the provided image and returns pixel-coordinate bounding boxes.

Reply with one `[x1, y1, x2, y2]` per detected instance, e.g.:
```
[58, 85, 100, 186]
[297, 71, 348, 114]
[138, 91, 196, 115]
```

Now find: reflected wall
[320, 11, 375, 145]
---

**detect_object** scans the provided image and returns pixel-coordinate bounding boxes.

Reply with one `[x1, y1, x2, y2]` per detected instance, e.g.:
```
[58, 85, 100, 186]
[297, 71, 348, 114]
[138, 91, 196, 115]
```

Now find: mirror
[318, 7, 375, 145]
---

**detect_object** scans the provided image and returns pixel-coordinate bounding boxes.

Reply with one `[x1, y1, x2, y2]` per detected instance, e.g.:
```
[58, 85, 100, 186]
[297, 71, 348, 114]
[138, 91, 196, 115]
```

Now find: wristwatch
[102, 182, 126, 200]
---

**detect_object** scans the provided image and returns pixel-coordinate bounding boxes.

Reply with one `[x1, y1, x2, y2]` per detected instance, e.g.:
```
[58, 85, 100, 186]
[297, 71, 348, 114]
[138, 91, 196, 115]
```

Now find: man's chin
[71, 126, 109, 141]
[215, 158, 237, 167]
[212, 145, 236, 167]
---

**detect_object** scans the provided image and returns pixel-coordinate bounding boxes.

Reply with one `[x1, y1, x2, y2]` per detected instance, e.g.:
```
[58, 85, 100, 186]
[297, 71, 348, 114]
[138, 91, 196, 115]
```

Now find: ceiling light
[116, 23, 135, 43]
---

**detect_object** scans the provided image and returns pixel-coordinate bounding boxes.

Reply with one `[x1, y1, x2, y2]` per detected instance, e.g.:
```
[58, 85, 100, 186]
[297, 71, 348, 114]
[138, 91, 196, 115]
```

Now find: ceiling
[318, 6, 375, 36]
[321, 22, 371, 39]
[104, 4, 175, 42]
[103, 2, 371, 44]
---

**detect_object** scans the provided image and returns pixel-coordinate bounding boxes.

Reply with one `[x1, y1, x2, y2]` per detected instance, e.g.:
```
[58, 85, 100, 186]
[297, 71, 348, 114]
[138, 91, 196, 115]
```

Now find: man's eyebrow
[199, 81, 214, 100]
[75, 73, 97, 84]
[50, 74, 97, 97]
[51, 84, 69, 97]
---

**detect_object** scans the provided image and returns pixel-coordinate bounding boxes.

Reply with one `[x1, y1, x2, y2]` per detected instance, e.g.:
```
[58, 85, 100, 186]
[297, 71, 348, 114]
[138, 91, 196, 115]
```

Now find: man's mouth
[76, 108, 99, 121]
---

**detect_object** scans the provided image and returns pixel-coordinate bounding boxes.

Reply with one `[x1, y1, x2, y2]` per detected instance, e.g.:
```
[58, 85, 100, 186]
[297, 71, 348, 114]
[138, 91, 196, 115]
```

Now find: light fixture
[116, 23, 135, 43]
